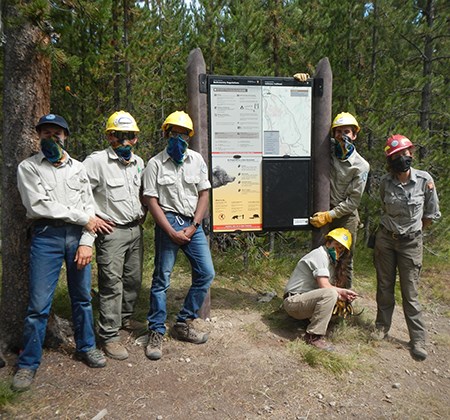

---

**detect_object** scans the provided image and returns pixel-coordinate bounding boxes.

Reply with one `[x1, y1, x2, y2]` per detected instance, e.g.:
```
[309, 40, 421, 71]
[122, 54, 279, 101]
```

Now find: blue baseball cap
[36, 114, 70, 135]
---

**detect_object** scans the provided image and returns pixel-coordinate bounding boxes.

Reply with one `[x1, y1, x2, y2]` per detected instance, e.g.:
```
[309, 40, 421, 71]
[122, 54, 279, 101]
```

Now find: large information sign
[208, 75, 313, 233]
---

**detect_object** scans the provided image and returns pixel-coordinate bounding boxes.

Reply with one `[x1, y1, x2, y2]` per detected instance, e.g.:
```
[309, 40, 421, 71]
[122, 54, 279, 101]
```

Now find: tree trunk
[419, 0, 434, 131]
[0, 2, 51, 352]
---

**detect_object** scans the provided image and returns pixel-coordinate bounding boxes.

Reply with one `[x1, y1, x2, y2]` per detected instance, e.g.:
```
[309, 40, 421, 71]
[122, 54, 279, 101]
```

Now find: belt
[381, 226, 421, 240]
[116, 220, 140, 228]
[33, 218, 70, 227]
[283, 292, 300, 300]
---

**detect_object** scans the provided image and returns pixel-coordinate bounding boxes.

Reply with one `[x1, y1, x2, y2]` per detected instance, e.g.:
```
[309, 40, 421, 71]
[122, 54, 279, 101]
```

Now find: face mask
[334, 134, 355, 160]
[40, 137, 64, 163]
[389, 155, 412, 173]
[327, 247, 338, 263]
[113, 144, 132, 162]
[167, 136, 188, 165]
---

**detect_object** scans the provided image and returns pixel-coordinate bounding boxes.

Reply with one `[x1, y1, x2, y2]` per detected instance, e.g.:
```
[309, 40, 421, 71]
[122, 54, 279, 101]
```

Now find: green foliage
[0, 380, 18, 408]
[287, 338, 358, 376]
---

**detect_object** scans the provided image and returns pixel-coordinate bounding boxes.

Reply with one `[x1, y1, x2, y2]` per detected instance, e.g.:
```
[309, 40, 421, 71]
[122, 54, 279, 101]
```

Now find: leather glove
[310, 211, 332, 228]
[293, 73, 310, 82]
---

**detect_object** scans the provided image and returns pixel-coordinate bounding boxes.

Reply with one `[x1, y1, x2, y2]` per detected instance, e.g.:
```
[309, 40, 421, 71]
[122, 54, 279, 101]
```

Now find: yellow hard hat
[326, 228, 352, 251]
[105, 111, 140, 133]
[161, 111, 194, 137]
[331, 112, 360, 133]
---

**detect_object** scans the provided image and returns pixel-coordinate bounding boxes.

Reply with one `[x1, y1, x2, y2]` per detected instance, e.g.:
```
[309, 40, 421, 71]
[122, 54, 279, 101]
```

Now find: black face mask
[390, 155, 412, 173]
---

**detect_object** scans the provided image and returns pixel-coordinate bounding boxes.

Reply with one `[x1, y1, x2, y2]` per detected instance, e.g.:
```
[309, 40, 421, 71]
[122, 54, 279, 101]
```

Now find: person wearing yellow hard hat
[310, 112, 370, 289]
[372, 134, 440, 361]
[283, 228, 359, 351]
[142, 111, 215, 361]
[83, 110, 146, 361]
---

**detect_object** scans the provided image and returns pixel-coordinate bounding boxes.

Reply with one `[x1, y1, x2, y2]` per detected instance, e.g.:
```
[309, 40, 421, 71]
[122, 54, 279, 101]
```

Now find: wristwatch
[192, 221, 201, 229]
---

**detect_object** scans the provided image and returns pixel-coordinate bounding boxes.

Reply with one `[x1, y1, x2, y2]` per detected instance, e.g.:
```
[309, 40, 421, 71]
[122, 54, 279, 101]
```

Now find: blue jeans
[147, 213, 215, 334]
[17, 223, 96, 371]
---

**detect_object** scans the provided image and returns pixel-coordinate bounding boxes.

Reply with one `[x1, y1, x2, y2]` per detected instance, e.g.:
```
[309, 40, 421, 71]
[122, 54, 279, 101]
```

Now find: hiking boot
[145, 330, 163, 360]
[75, 348, 107, 368]
[304, 333, 335, 352]
[103, 341, 128, 360]
[171, 321, 208, 344]
[12, 368, 35, 392]
[411, 342, 428, 361]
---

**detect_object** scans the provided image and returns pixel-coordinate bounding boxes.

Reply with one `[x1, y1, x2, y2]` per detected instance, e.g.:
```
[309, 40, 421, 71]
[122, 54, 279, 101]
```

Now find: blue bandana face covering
[167, 136, 188, 165]
[113, 144, 132, 162]
[334, 134, 355, 160]
[40, 138, 64, 163]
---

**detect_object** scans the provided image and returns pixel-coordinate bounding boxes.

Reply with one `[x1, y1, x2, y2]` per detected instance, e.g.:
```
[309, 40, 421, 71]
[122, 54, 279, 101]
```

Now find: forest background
[0, 0, 449, 354]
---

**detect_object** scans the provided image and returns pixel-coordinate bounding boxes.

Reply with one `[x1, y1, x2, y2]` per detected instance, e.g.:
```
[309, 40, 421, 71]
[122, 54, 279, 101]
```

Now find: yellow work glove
[310, 211, 332, 228]
[293, 73, 310, 82]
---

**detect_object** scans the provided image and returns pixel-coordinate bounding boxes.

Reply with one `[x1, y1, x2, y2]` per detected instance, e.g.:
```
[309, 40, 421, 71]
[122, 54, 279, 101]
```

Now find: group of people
[12, 105, 440, 392]
[13, 110, 214, 391]
[283, 111, 440, 360]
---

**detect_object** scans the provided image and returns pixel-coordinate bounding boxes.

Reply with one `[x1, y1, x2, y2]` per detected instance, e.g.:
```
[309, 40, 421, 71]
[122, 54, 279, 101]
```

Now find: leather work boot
[103, 341, 128, 360]
[171, 321, 208, 344]
[145, 330, 163, 360]
[12, 368, 36, 392]
[75, 348, 107, 368]
[304, 333, 335, 352]
[410, 342, 428, 361]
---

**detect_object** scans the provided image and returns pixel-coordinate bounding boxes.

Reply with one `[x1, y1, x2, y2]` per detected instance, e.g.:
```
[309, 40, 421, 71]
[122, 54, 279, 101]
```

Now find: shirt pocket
[384, 192, 407, 218]
[157, 174, 176, 187]
[407, 194, 424, 219]
[183, 174, 200, 185]
[106, 177, 127, 202]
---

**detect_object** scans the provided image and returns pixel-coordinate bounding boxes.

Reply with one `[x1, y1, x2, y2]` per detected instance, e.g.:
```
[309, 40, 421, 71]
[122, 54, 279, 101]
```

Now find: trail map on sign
[262, 86, 312, 157]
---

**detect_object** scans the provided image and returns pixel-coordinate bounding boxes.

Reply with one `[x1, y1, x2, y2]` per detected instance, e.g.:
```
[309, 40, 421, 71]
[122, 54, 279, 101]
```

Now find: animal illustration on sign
[212, 166, 236, 188]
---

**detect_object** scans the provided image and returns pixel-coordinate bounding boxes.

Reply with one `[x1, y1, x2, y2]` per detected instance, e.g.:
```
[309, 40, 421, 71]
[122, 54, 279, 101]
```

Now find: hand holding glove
[310, 211, 332, 228]
[293, 73, 310, 82]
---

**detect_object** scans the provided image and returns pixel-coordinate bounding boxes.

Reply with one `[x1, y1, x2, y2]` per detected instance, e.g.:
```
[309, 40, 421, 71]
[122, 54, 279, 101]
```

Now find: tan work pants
[283, 288, 339, 336]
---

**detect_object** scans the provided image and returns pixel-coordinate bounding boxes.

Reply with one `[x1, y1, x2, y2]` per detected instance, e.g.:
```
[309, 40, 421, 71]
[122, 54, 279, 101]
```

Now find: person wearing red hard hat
[372, 134, 441, 361]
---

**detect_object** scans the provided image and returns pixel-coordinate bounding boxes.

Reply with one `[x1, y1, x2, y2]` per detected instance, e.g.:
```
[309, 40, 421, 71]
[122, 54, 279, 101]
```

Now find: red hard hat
[384, 134, 414, 157]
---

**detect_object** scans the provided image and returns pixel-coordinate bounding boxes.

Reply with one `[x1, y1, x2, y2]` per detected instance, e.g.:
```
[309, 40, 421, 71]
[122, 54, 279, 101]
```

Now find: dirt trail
[1, 294, 449, 419]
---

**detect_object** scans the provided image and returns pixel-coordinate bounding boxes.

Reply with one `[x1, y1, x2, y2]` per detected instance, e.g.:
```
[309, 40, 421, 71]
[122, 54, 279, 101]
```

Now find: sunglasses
[169, 131, 190, 142]
[112, 131, 137, 141]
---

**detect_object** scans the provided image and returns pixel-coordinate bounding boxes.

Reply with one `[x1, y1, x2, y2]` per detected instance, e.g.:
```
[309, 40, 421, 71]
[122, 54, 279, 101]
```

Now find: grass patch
[0, 380, 18, 408]
[287, 338, 357, 376]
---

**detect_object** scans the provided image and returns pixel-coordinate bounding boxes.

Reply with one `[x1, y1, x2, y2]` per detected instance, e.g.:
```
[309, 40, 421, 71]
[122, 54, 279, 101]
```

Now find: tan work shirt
[329, 147, 370, 220]
[142, 149, 211, 218]
[380, 167, 441, 235]
[83, 147, 145, 224]
[17, 151, 96, 246]
[284, 246, 336, 295]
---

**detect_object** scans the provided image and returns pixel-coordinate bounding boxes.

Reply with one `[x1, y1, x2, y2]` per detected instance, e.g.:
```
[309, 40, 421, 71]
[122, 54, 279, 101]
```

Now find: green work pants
[373, 228, 426, 344]
[95, 225, 143, 342]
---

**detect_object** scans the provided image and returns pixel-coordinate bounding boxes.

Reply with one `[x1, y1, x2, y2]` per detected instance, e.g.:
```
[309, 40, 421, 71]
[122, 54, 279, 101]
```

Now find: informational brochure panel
[208, 76, 313, 233]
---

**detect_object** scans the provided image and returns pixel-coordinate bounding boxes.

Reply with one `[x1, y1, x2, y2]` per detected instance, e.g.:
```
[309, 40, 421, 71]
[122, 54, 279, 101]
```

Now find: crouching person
[283, 228, 358, 351]
[13, 114, 106, 392]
